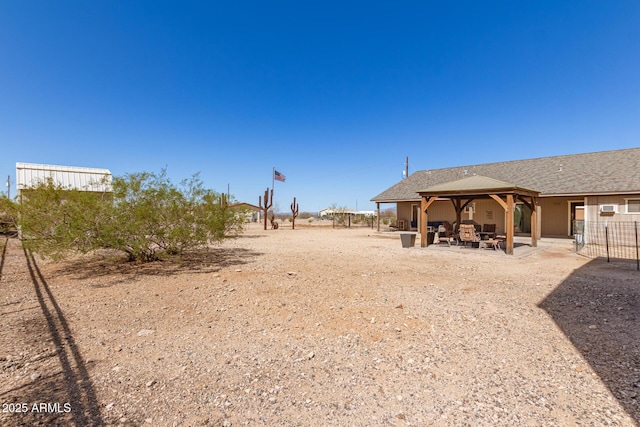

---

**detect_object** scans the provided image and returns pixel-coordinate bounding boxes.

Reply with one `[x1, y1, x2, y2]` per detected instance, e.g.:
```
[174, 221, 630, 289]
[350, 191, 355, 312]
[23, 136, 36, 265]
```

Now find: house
[371, 148, 640, 252]
[319, 208, 376, 219]
[16, 162, 112, 200]
[229, 202, 261, 222]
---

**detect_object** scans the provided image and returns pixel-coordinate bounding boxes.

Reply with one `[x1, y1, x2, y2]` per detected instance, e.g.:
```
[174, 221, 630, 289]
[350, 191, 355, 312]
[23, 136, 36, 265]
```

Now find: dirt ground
[1, 224, 639, 426]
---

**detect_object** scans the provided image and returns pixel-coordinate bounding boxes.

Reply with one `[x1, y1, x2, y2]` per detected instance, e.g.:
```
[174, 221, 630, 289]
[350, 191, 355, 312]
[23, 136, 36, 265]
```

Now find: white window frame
[624, 198, 640, 214]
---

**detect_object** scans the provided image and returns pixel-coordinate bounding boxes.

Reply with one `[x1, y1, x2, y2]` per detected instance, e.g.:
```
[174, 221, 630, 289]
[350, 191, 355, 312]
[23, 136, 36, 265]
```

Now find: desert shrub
[16, 170, 243, 262]
[16, 178, 112, 259]
[327, 204, 349, 226]
[0, 195, 18, 233]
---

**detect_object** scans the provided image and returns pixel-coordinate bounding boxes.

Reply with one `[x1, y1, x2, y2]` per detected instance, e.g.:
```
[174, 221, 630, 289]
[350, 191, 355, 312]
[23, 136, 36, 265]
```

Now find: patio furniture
[482, 237, 504, 250]
[481, 223, 497, 239]
[459, 223, 482, 247]
[461, 220, 481, 233]
[437, 221, 457, 246]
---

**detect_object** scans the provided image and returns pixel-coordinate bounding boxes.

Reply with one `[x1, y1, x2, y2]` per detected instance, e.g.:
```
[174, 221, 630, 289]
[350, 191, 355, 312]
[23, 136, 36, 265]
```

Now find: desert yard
[1, 225, 639, 426]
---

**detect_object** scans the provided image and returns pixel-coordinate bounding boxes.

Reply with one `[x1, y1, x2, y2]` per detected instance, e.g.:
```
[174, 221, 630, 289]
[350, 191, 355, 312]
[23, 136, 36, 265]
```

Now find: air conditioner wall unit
[599, 204, 617, 214]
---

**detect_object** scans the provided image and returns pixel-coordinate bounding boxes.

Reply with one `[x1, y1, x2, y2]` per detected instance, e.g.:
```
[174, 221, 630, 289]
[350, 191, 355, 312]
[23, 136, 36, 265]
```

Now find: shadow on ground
[539, 257, 640, 423]
[0, 247, 105, 426]
[49, 246, 263, 283]
[0, 236, 7, 281]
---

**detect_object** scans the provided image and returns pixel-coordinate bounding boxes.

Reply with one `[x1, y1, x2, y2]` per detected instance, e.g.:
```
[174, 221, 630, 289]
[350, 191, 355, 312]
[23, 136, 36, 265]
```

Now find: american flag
[274, 170, 286, 182]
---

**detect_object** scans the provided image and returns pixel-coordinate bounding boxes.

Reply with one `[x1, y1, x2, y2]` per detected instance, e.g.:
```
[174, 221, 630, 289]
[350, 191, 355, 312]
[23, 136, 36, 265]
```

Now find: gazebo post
[419, 196, 439, 247]
[519, 196, 538, 249]
[506, 194, 515, 255]
[376, 202, 380, 232]
[420, 195, 428, 247]
[530, 196, 538, 247]
[453, 198, 462, 233]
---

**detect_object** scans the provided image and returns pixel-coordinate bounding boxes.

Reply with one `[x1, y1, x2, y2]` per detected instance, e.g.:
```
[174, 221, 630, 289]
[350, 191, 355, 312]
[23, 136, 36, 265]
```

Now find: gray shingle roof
[371, 148, 640, 202]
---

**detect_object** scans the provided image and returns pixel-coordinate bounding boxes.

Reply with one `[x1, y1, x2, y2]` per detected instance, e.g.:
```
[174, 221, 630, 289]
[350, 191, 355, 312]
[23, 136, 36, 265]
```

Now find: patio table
[479, 231, 496, 240]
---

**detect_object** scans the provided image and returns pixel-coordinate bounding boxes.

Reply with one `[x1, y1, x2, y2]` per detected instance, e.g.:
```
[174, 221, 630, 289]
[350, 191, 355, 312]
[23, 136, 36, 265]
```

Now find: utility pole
[402, 156, 409, 179]
[6, 175, 10, 199]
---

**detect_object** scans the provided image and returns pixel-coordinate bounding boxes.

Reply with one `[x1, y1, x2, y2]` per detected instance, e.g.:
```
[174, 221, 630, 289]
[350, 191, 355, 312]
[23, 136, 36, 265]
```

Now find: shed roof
[371, 148, 640, 202]
[16, 162, 112, 193]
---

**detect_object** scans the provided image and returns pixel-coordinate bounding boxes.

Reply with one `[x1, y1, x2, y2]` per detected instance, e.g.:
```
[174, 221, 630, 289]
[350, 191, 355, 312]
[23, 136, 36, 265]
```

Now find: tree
[16, 171, 244, 262]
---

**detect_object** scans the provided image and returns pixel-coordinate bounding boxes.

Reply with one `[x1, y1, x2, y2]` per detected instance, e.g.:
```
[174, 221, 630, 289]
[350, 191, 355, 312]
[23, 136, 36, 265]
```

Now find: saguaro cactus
[290, 197, 299, 230]
[259, 187, 273, 230]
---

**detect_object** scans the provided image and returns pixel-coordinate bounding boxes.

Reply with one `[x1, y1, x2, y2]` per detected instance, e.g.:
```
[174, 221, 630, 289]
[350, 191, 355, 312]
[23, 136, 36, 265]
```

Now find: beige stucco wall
[469, 199, 507, 235]
[538, 194, 640, 237]
[396, 202, 414, 230]
[585, 195, 640, 223]
[538, 197, 576, 237]
[423, 200, 456, 223]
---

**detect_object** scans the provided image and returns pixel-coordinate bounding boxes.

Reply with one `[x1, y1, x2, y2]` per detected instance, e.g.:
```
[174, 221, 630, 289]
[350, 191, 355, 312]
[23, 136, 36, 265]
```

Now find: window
[626, 199, 640, 214]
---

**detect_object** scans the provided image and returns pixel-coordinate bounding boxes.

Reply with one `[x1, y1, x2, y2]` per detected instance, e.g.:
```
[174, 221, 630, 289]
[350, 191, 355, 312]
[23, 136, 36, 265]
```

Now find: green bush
[16, 171, 243, 262]
[0, 196, 18, 234]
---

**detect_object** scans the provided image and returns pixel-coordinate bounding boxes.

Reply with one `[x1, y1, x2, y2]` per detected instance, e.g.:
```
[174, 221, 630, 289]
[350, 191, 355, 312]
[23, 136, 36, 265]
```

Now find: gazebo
[417, 175, 541, 255]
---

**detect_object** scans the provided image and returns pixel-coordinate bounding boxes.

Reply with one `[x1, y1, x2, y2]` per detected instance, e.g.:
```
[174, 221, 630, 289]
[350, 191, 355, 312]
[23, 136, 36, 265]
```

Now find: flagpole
[272, 167, 275, 193]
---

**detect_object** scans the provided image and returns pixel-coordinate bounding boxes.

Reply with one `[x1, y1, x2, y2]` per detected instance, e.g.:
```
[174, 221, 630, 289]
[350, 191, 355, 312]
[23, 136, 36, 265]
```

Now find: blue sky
[1, 1, 639, 212]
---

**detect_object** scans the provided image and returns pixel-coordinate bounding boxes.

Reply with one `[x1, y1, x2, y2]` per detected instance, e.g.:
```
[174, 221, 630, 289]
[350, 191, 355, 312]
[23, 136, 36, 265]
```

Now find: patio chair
[459, 223, 481, 247]
[437, 221, 457, 246]
[482, 223, 497, 239]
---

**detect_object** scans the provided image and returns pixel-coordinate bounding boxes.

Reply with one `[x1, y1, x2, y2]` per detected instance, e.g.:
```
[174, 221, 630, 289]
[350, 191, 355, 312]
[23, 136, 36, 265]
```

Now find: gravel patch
[0, 228, 638, 426]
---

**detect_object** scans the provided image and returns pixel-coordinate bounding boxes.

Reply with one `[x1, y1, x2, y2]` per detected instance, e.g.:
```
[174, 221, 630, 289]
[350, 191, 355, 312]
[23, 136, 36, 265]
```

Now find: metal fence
[575, 221, 640, 270]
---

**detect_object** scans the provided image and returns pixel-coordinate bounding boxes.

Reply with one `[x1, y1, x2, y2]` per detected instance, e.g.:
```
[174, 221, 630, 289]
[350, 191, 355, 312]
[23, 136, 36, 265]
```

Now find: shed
[16, 162, 112, 199]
